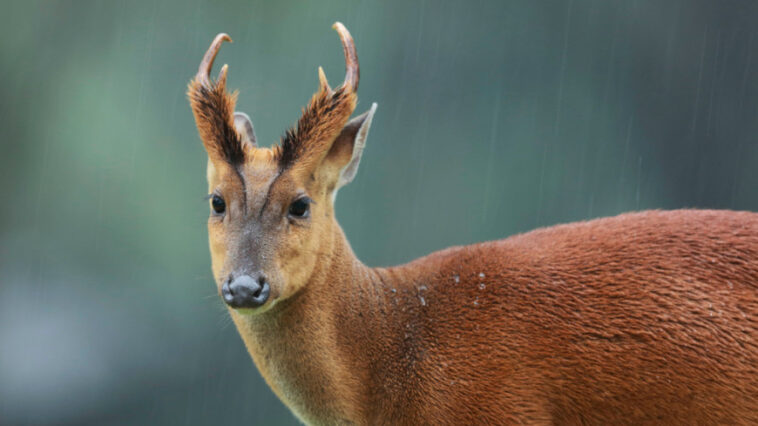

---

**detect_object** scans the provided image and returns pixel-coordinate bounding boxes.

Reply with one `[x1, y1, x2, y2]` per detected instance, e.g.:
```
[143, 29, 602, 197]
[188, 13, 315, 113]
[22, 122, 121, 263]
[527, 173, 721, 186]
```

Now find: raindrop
[478, 272, 485, 279]
[478, 283, 486, 290]
[417, 284, 428, 306]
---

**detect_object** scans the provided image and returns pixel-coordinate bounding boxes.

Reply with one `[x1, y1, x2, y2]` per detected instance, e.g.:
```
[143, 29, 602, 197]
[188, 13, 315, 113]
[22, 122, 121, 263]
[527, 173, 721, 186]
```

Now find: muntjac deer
[188, 23, 758, 425]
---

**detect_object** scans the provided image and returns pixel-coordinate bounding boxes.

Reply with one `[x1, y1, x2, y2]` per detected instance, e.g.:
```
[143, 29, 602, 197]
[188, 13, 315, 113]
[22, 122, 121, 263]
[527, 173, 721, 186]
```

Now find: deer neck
[230, 221, 393, 424]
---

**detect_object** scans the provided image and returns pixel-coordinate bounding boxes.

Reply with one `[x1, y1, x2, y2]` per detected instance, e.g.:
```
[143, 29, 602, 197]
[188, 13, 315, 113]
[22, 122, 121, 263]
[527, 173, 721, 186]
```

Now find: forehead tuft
[248, 147, 279, 166]
[241, 148, 283, 182]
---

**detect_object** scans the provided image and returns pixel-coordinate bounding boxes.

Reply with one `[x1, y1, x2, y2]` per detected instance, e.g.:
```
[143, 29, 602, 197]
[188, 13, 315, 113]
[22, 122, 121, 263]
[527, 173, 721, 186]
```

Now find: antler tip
[317, 66, 331, 92]
[216, 33, 233, 43]
[331, 22, 350, 42]
[330, 22, 359, 92]
[218, 64, 229, 85]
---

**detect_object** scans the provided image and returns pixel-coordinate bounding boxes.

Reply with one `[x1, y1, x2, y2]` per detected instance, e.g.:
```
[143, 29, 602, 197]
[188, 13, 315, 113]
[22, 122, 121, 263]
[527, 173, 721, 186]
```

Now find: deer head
[187, 23, 376, 313]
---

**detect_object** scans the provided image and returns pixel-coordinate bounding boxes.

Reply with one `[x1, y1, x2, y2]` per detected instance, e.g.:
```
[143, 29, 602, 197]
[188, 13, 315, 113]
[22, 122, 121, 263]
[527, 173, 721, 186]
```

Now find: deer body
[188, 25, 757, 425]
[234, 210, 758, 425]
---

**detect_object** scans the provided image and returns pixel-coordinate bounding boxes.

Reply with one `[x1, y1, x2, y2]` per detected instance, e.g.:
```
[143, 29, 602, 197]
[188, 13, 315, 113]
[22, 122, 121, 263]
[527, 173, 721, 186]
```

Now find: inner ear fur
[234, 112, 257, 149]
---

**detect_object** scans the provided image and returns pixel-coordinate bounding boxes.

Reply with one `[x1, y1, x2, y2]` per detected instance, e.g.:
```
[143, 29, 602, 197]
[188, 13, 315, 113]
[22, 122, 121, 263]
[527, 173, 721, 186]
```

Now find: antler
[197, 33, 232, 88]
[188, 33, 246, 166]
[332, 22, 359, 92]
[189, 26, 362, 169]
[276, 23, 361, 169]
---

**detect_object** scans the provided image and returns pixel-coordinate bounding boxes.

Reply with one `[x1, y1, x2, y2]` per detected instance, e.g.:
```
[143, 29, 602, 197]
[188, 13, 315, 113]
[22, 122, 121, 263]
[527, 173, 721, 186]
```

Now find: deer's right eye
[211, 195, 226, 214]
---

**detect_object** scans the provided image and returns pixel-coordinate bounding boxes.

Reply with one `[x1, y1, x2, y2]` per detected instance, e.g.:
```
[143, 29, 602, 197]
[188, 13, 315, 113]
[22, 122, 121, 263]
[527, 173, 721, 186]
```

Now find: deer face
[189, 25, 375, 313]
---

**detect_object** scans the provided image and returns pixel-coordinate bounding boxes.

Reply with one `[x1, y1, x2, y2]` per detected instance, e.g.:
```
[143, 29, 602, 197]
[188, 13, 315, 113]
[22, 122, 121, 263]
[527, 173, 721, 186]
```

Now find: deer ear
[234, 112, 257, 148]
[322, 103, 377, 192]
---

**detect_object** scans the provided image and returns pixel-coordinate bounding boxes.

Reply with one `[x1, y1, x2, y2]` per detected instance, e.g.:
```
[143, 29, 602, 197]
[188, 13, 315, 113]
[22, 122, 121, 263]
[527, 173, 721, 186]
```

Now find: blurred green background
[1, 0, 757, 424]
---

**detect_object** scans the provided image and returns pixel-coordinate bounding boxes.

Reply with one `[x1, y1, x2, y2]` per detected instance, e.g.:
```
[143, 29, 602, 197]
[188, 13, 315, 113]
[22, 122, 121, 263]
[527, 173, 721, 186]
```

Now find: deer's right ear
[234, 112, 257, 149]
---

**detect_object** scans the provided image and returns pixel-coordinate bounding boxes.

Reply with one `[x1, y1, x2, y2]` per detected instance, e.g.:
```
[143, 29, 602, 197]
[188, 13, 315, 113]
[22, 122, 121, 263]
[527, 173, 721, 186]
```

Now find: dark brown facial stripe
[258, 169, 284, 220]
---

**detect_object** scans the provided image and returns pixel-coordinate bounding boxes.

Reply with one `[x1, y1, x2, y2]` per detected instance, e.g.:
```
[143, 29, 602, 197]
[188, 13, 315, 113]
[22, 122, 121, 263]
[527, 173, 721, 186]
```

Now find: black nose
[222, 273, 270, 309]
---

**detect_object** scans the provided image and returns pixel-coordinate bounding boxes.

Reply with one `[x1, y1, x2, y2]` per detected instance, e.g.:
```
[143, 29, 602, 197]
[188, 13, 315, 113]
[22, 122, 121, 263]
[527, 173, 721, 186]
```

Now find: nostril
[222, 277, 234, 303]
[257, 274, 268, 288]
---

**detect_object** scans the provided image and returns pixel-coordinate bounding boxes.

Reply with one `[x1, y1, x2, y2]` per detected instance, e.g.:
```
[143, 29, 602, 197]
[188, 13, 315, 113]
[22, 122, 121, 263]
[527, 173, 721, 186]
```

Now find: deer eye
[288, 197, 311, 218]
[211, 195, 226, 214]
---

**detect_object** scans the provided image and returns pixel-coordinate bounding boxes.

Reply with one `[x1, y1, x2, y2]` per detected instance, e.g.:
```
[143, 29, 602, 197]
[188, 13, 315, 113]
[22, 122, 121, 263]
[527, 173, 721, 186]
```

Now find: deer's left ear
[234, 112, 257, 148]
[320, 103, 377, 192]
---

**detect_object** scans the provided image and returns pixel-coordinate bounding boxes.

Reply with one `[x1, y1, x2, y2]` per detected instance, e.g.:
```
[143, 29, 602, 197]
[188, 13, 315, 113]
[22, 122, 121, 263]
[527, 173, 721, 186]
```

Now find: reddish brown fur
[188, 26, 758, 425]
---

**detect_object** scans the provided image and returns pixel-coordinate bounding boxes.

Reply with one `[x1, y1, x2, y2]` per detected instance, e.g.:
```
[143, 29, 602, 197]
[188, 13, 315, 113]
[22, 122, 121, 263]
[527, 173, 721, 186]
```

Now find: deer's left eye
[288, 197, 311, 218]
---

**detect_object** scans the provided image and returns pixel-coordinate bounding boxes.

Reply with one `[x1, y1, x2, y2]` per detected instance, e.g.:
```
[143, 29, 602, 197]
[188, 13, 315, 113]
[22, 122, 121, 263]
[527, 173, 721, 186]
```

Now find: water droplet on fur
[478, 272, 485, 279]
[417, 284, 428, 306]
[479, 283, 486, 290]
[473, 297, 479, 306]
[453, 274, 460, 283]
